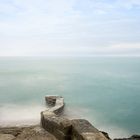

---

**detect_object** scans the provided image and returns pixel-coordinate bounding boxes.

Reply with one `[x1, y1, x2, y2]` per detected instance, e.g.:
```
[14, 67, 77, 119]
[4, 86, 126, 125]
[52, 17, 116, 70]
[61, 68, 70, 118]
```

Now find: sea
[0, 56, 140, 138]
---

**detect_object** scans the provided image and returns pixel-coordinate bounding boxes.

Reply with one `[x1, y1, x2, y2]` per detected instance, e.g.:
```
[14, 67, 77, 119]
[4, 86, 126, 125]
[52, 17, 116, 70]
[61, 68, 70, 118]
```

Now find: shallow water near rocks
[0, 56, 140, 138]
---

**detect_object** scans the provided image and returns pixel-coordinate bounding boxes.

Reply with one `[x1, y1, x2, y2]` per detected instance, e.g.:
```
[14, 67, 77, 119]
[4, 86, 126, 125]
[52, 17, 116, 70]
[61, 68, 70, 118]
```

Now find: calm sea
[0, 56, 140, 138]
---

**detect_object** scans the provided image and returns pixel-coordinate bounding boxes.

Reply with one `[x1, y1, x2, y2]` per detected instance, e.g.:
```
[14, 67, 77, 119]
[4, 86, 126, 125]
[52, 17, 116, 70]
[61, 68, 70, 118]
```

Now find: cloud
[116, 0, 140, 9]
[108, 43, 140, 50]
[102, 43, 140, 56]
[0, 0, 140, 56]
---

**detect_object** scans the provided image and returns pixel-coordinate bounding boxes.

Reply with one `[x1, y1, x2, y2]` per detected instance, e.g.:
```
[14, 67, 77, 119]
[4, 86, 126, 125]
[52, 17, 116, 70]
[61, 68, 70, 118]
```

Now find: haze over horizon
[0, 0, 140, 56]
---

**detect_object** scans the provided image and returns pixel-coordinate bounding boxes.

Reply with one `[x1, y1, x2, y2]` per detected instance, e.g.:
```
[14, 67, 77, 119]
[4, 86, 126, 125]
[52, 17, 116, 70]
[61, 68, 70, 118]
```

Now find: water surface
[0, 56, 140, 138]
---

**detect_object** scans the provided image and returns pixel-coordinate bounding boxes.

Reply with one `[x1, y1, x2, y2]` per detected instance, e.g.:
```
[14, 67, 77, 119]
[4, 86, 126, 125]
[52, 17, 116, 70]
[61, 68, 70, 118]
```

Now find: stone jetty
[0, 95, 139, 140]
[41, 95, 109, 140]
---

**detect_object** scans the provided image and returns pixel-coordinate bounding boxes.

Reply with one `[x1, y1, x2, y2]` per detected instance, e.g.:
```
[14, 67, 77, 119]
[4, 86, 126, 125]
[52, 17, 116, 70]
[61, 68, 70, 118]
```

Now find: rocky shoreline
[0, 125, 57, 140]
[0, 126, 139, 140]
[0, 96, 139, 140]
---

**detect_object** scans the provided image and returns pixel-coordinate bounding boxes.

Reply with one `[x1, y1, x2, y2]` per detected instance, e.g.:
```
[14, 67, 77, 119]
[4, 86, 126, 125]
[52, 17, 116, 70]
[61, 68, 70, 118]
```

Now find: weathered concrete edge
[45, 95, 65, 114]
[41, 95, 109, 140]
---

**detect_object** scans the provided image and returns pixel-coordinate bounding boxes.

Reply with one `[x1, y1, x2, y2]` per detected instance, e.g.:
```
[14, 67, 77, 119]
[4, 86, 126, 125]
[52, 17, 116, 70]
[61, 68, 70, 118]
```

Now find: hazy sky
[0, 0, 140, 56]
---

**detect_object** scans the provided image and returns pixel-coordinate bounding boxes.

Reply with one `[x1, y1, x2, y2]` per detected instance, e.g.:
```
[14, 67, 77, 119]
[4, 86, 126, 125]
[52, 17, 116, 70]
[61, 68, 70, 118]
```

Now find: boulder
[0, 134, 15, 140]
[41, 115, 71, 140]
[71, 119, 108, 140]
[101, 131, 111, 140]
[14, 126, 57, 140]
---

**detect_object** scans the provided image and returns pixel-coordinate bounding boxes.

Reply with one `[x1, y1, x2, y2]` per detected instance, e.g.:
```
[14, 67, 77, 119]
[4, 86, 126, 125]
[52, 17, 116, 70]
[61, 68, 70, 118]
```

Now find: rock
[1, 95, 139, 140]
[0, 127, 23, 137]
[41, 111, 56, 129]
[101, 131, 111, 140]
[14, 126, 57, 140]
[41, 115, 71, 140]
[0, 134, 15, 140]
[45, 96, 57, 106]
[41, 111, 56, 119]
[0, 126, 57, 140]
[41, 96, 111, 140]
[71, 119, 108, 140]
[131, 135, 140, 139]
[42, 96, 70, 139]
[45, 96, 64, 115]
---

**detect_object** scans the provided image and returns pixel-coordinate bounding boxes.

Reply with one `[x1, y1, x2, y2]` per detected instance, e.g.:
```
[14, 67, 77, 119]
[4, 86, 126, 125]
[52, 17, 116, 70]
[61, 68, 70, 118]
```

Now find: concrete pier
[41, 95, 109, 140]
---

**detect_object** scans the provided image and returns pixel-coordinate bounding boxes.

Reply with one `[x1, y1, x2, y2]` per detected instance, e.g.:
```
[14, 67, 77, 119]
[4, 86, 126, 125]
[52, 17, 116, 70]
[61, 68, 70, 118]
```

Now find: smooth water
[0, 56, 140, 138]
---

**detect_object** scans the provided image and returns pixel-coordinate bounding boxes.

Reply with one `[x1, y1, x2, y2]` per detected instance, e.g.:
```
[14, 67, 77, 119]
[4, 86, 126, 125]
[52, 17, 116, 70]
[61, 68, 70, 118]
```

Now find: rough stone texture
[41, 96, 71, 139]
[2, 95, 138, 140]
[41, 95, 110, 140]
[0, 126, 57, 140]
[71, 119, 108, 140]
[0, 127, 23, 137]
[45, 96, 57, 106]
[45, 96, 64, 114]
[15, 126, 57, 140]
[0, 134, 15, 140]
[41, 115, 71, 140]
[100, 131, 111, 140]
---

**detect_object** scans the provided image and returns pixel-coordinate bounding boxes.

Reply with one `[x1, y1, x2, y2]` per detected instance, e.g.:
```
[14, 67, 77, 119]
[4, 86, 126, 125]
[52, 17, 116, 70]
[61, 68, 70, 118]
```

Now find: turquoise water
[0, 57, 140, 138]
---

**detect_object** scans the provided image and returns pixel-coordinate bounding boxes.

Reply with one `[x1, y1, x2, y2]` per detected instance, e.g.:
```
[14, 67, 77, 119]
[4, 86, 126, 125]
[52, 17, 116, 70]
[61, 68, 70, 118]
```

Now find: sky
[0, 0, 140, 56]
